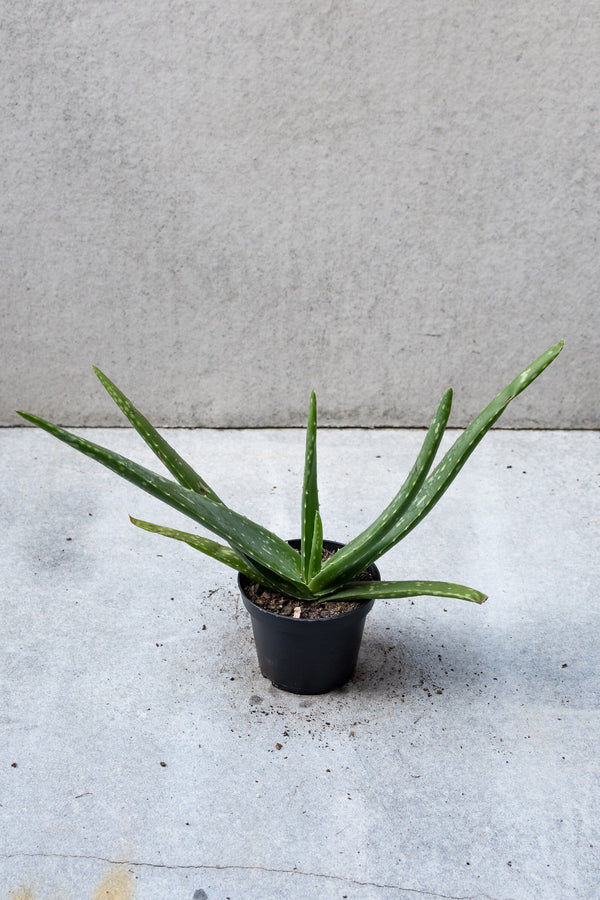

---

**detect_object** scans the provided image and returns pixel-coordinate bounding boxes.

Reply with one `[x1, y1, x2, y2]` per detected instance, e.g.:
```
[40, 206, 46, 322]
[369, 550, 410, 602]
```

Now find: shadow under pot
[239, 539, 380, 695]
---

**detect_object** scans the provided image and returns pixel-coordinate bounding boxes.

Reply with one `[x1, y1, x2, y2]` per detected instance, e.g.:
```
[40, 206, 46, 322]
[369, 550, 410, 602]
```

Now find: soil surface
[243, 547, 376, 619]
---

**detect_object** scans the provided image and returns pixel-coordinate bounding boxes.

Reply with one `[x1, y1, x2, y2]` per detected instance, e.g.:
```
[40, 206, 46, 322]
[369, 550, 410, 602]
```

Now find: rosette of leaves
[18, 340, 563, 605]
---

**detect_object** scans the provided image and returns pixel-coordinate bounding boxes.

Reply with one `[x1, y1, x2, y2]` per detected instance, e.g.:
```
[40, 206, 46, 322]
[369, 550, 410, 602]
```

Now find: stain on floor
[92, 867, 134, 900]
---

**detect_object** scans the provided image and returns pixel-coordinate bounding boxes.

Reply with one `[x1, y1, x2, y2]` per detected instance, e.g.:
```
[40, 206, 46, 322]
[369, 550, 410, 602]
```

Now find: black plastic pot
[239, 539, 380, 694]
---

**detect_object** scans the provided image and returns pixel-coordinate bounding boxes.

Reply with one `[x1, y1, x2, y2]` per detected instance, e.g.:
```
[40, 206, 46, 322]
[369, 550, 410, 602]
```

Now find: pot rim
[238, 575, 376, 624]
[238, 537, 380, 624]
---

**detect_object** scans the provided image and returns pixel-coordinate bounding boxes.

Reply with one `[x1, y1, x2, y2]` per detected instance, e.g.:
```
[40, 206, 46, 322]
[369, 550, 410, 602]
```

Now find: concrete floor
[1, 427, 598, 900]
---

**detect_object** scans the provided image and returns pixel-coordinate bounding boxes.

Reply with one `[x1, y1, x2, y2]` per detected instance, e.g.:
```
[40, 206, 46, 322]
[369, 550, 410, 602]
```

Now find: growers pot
[239, 539, 380, 694]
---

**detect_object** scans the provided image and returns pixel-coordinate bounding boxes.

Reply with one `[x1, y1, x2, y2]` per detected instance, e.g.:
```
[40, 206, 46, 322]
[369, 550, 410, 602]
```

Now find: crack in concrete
[0, 851, 510, 900]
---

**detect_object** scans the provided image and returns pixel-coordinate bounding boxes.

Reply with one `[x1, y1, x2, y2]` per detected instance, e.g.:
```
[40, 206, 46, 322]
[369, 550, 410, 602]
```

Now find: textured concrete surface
[1, 426, 599, 899]
[1, 2, 598, 427]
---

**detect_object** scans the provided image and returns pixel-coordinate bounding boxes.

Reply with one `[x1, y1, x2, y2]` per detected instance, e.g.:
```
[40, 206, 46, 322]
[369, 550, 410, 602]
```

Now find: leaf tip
[92, 365, 110, 386]
[16, 411, 37, 425]
[546, 339, 564, 361]
[129, 515, 147, 530]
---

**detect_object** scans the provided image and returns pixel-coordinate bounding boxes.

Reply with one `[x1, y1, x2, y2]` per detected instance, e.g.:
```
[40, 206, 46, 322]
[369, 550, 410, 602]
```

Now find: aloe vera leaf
[17, 412, 302, 582]
[361, 338, 565, 560]
[301, 391, 320, 580]
[129, 516, 257, 577]
[93, 367, 223, 504]
[307, 509, 323, 581]
[312, 339, 563, 593]
[129, 516, 308, 596]
[308, 388, 453, 593]
[320, 580, 487, 604]
[231, 550, 316, 599]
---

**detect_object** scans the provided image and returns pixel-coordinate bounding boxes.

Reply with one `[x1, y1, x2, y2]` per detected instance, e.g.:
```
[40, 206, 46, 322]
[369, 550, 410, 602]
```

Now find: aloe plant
[17, 340, 563, 605]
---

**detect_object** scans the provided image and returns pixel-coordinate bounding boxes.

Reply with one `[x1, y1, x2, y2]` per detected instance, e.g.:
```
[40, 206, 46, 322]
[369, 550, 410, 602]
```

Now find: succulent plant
[18, 340, 563, 606]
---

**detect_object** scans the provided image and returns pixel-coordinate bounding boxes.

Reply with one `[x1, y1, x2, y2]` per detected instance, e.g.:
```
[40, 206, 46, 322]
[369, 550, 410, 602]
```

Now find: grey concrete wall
[2, 1, 598, 427]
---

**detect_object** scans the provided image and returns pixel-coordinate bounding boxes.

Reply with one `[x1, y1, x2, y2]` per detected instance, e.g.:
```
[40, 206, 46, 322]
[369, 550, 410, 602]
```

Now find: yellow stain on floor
[92, 867, 134, 900]
[8, 892, 68, 900]
[6, 865, 134, 900]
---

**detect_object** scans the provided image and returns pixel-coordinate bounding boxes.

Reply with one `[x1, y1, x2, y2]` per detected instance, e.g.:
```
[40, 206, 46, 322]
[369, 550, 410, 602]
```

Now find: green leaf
[311, 339, 564, 592]
[321, 580, 487, 604]
[129, 516, 257, 577]
[309, 388, 453, 593]
[129, 516, 310, 596]
[301, 391, 320, 580]
[307, 509, 323, 581]
[93, 367, 223, 503]
[362, 339, 565, 560]
[232, 551, 316, 599]
[129, 516, 311, 599]
[16, 412, 303, 583]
